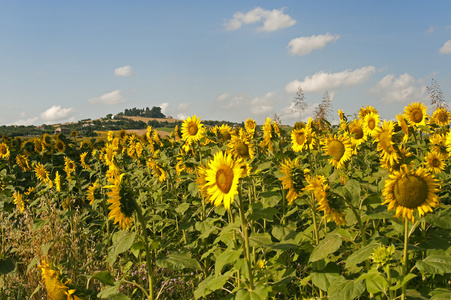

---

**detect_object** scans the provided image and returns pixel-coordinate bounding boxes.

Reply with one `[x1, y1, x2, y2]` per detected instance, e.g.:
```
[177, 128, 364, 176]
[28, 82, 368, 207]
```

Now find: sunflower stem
[238, 182, 254, 290]
[132, 198, 155, 300]
[401, 218, 409, 300]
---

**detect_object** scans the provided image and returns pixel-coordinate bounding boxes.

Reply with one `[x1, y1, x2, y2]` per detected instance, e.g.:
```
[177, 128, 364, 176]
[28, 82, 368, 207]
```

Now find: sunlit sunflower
[16, 154, 30, 171]
[0, 142, 10, 159]
[181, 115, 205, 144]
[358, 105, 378, 120]
[382, 165, 440, 222]
[13, 191, 25, 214]
[245, 118, 256, 137]
[228, 128, 255, 159]
[362, 112, 380, 137]
[104, 173, 135, 230]
[404, 102, 428, 128]
[204, 151, 242, 210]
[260, 117, 274, 152]
[374, 120, 399, 165]
[305, 175, 346, 226]
[80, 152, 90, 170]
[153, 130, 163, 147]
[291, 128, 309, 152]
[34, 138, 44, 153]
[54, 171, 61, 192]
[173, 125, 182, 141]
[430, 133, 448, 158]
[196, 163, 211, 202]
[147, 159, 166, 182]
[87, 180, 101, 205]
[338, 109, 345, 123]
[279, 158, 308, 204]
[424, 151, 446, 174]
[379, 146, 413, 173]
[273, 120, 281, 137]
[64, 157, 76, 179]
[239, 159, 251, 177]
[396, 114, 410, 143]
[34, 162, 49, 184]
[135, 142, 143, 158]
[431, 107, 450, 127]
[54, 139, 66, 153]
[324, 135, 352, 169]
[107, 131, 114, 142]
[347, 119, 367, 147]
[38, 260, 82, 300]
[219, 124, 233, 143]
[103, 144, 116, 166]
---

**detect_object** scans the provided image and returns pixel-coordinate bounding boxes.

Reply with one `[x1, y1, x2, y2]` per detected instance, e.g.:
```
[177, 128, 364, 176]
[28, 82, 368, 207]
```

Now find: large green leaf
[91, 271, 115, 286]
[0, 257, 15, 275]
[156, 252, 202, 271]
[345, 243, 379, 270]
[309, 233, 342, 262]
[416, 254, 451, 275]
[235, 285, 269, 300]
[328, 278, 365, 300]
[107, 230, 136, 265]
[357, 269, 388, 294]
[310, 262, 340, 292]
[194, 272, 232, 299]
[215, 247, 241, 275]
[249, 232, 272, 248]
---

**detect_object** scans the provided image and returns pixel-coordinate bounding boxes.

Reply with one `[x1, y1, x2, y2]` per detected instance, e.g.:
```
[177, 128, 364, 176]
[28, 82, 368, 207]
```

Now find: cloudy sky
[1, 1, 450, 126]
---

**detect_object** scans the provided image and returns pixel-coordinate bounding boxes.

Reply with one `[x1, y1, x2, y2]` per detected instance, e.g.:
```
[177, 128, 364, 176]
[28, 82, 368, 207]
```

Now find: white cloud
[285, 66, 376, 93]
[224, 7, 296, 32]
[371, 73, 426, 103]
[89, 90, 126, 105]
[10, 117, 39, 126]
[216, 92, 243, 109]
[439, 40, 451, 54]
[159, 102, 169, 115]
[250, 92, 275, 115]
[40, 106, 74, 122]
[177, 113, 187, 120]
[177, 103, 190, 112]
[114, 65, 133, 77]
[288, 33, 339, 56]
[426, 26, 436, 33]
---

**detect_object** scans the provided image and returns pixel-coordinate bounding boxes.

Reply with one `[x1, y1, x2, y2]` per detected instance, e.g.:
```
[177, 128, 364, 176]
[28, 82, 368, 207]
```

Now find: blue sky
[1, 1, 450, 126]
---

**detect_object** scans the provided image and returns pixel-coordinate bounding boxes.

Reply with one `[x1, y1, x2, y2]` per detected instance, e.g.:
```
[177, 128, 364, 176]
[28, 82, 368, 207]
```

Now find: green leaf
[235, 285, 269, 300]
[390, 273, 417, 291]
[344, 179, 361, 206]
[310, 262, 340, 292]
[309, 233, 342, 262]
[156, 252, 202, 271]
[0, 257, 15, 275]
[215, 247, 241, 275]
[107, 230, 136, 265]
[91, 271, 115, 286]
[416, 254, 451, 275]
[430, 288, 451, 300]
[345, 243, 379, 270]
[248, 204, 278, 222]
[328, 278, 365, 300]
[357, 269, 388, 294]
[425, 211, 451, 229]
[27, 258, 39, 274]
[249, 232, 272, 247]
[97, 280, 124, 298]
[194, 272, 231, 299]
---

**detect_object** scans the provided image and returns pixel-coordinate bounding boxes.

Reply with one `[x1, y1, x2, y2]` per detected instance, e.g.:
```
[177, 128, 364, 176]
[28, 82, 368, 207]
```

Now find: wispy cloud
[216, 92, 244, 109]
[287, 33, 340, 56]
[159, 102, 169, 115]
[439, 40, 451, 54]
[370, 73, 426, 103]
[40, 105, 74, 122]
[114, 65, 133, 77]
[426, 25, 436, 33]
[250, 92, 275, 115]
[285, 66, 376, 93]
[89, 90, 126, 105]
[224, 7, 296, 32]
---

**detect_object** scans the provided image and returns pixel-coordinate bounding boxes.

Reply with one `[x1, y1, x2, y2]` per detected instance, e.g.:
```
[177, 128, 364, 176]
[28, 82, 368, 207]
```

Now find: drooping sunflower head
[80, 152, 91, 170]
[279, 158, 308, 205]
[245, 118, 256, 136]
[404, 102, 428, 127]
[41, 133, 52, 146]
[118, 129, 127, 140]
[87, 180, 102, 205]
[363, 112, 380, 137]
[64, 157, 76, 178]
[374, 120, 395, 153]
[34, 139, 44, 153]
[358, 105, 378, 120]
[147, 159, 167, 182]
[204, 151, 243, 210]
[13, 191, 25, 214]
[54, 139, 66, 153]
[0, 142, 10, 159]
[338, 109, 346, 122]
[16, 154, 31, 171]
[431, 107, 450, 127]
[348, 119, 366, 146]
[54, 171, 62, 192]
[324, 135, 353, 169]
[181, 115, 205, 144]
[382, 165, 440, 222]
[104, 174, 135, 230]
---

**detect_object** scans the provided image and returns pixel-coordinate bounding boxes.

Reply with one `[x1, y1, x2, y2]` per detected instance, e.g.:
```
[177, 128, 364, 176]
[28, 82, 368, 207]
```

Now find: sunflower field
[1, 103, 451, 300]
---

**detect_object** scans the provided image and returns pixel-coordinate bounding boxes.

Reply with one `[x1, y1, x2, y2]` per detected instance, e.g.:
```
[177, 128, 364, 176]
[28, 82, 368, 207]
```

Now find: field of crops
[1, 102, 451, 299]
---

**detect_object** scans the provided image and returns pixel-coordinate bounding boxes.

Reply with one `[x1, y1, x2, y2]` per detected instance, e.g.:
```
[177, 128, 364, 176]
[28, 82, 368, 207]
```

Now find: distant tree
[293, 86, 308, 121]
[106, 114, 113, 119]
[148, 106, 165, 118]
[427, 78, 448, 111]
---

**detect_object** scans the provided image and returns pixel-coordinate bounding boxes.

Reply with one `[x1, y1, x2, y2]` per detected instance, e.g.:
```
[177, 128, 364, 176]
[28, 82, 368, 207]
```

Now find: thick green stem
[132, 199, 155, 300]
[238, 184, 254, 290]
[401, 218, 409, 300]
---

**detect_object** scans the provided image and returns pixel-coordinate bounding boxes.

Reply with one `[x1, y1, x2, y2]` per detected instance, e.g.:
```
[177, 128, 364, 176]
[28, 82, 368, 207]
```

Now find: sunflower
[374, 121, 399, 166]
[379, 146, 413, 173]
[80, 152, 91, 170]
[273, 120, 281, 137]
[34, 138, 44, 153]
[324, 135, 352, 169]
[245, 118, 256, 136]
[103, 144, 116, 166]
[396, 114, 410, 143]
[108, 131, 114, 142]
[260, 117, 274, 152]
[54, 171, 61, 192]
[347, 119, 367, 147]
[430, 133, 448, 158]
[228, 128, 255, 159]
[431, 107, 450, 127]
[305, 175, 346, 226]
[338, 109, 345, 122]
[54, 139, 66, 153]
[0, 142, 10, 159]
[219, 124, 233, 143]
[34, 162, 49, 183]
[279, 158, 308, 204]
[64, 157, 76, 179]
[13, 191, 25, 214]
[404, 102, 428, 128]
[16, 154, 31, 171]
[424, 151, 446, 174]
[147, 159, 166, 182]
[291, 128, 309, 152]
[38, 260, 82, 300]
[118, 129, 127, 140]
[358, 105, 378, 120]
[362, 112, 380, 137]
[173, 125, 182, 141]
[382, 165, 440, 222]
[42, 133, 52, 146]
[104, 173, 135, 230]
[87, 180, 101, 205]
[181, 115, 205, 144]
[204, 151, 242, 210]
